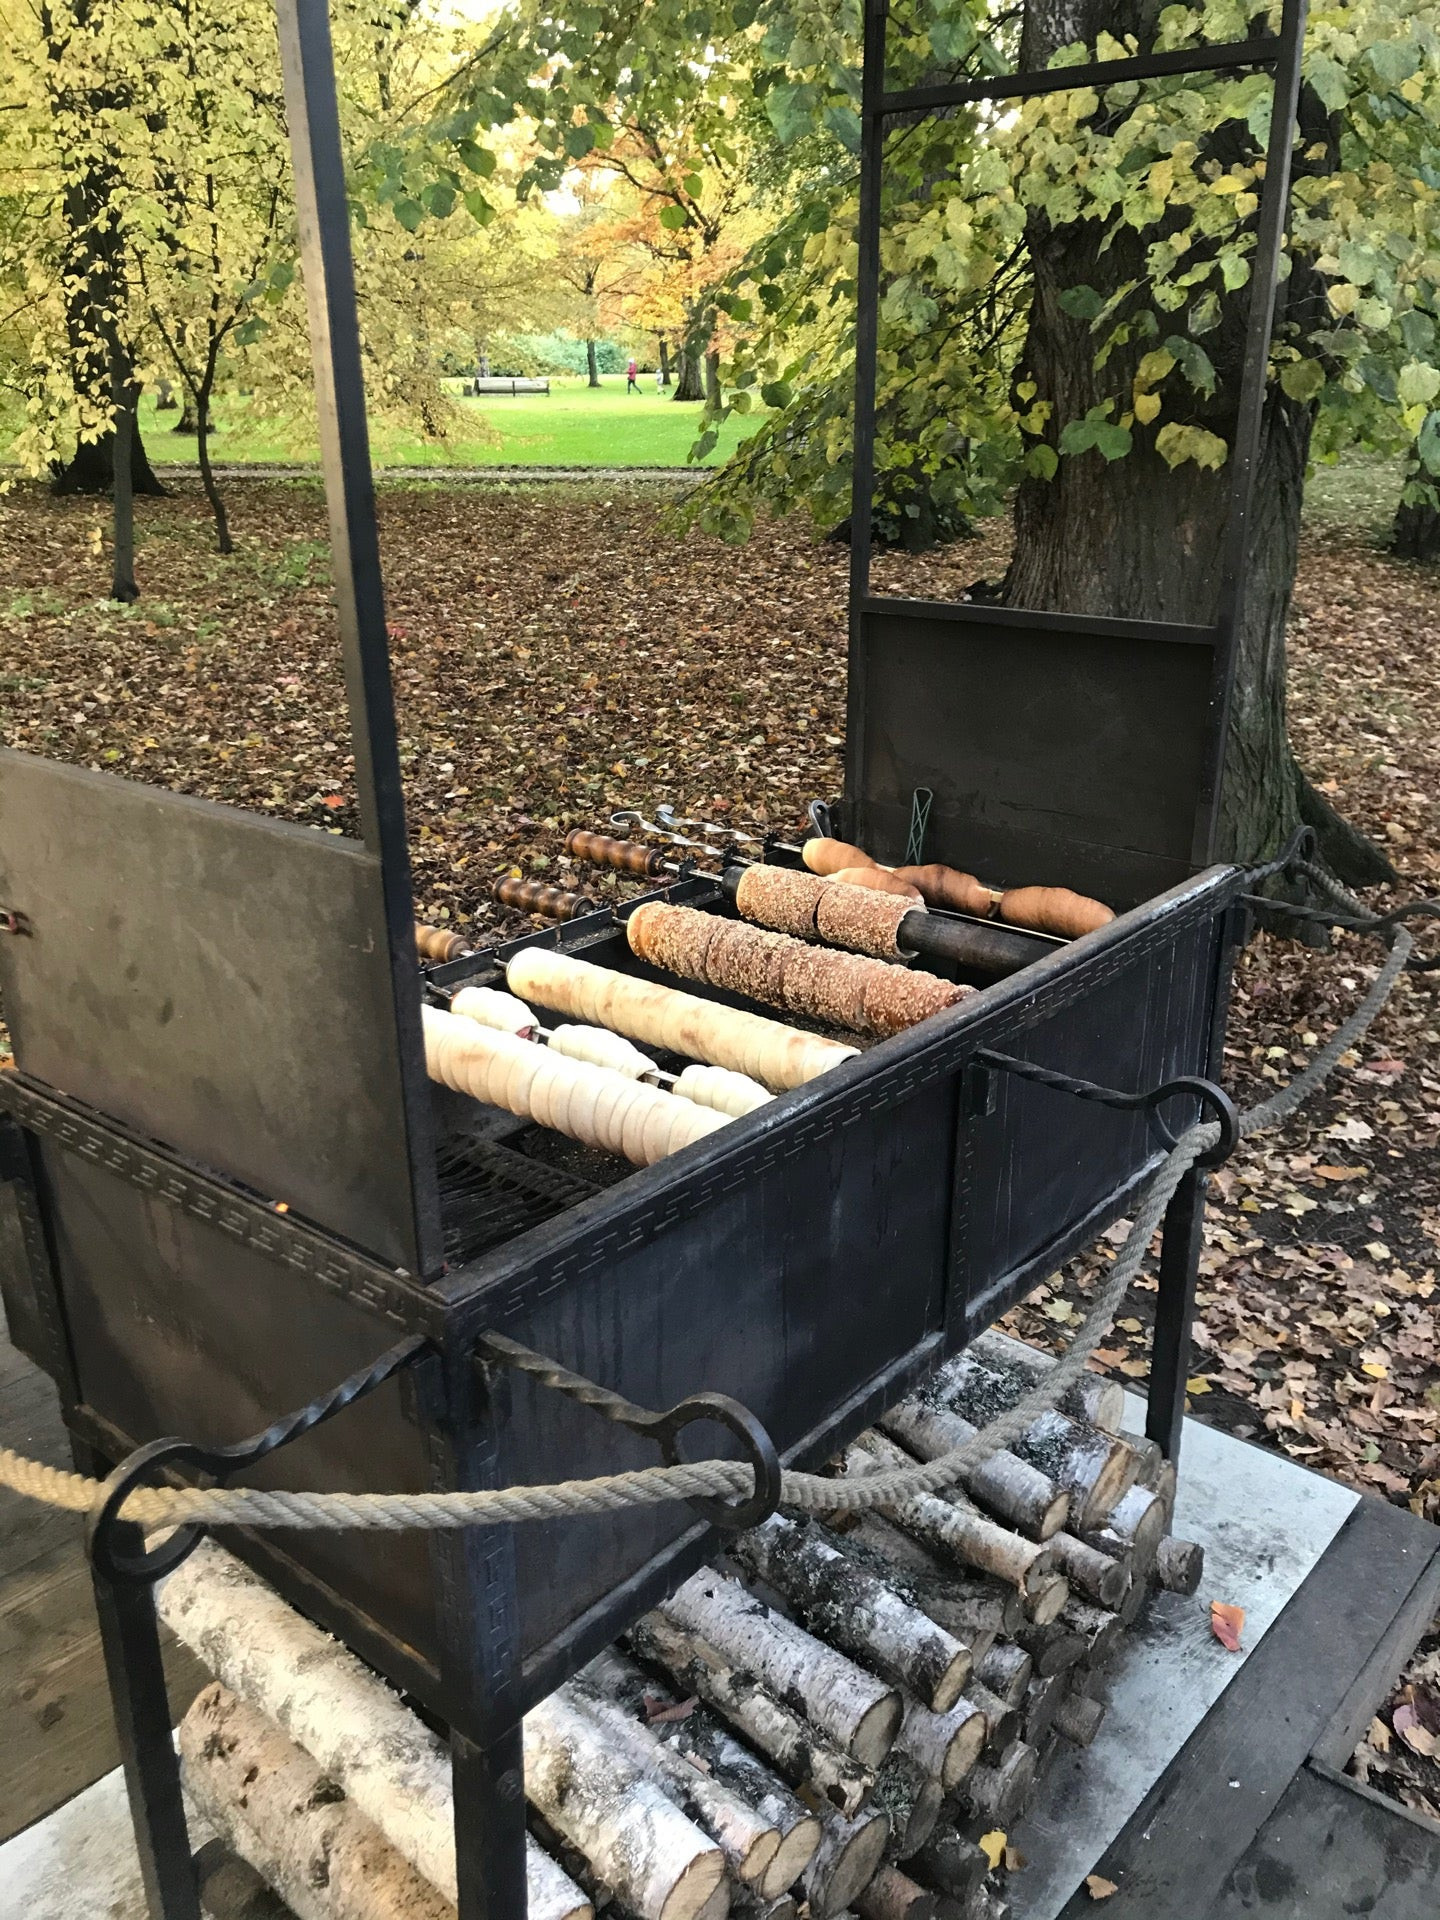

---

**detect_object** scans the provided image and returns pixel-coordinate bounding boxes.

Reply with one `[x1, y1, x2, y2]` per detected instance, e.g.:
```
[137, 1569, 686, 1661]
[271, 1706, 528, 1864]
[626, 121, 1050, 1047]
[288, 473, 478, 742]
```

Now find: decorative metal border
[0, 1072, 442, 1336]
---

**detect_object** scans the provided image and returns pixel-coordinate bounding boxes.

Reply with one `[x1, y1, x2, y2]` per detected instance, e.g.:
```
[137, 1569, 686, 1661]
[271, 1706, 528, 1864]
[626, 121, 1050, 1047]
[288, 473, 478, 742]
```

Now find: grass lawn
[112, 374, 760, 469]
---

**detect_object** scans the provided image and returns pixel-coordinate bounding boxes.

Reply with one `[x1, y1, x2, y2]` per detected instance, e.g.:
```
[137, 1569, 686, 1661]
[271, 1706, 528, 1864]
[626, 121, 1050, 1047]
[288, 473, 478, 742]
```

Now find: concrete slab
[0, 1762, 216, 1920]
[1008, 1399, 1359, 1919]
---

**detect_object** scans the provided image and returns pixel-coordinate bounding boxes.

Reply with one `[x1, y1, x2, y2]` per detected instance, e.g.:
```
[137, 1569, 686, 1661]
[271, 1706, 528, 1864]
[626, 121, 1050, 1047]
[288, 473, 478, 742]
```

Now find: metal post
[272, 0, 441, 1277]
[416, 1347, 528, 1918]
[86, 1520, 202, 1920]
[1194, 0, 1311, 862]
[843, 0, 890, 814]
[1146, 1166, 1208, 1463]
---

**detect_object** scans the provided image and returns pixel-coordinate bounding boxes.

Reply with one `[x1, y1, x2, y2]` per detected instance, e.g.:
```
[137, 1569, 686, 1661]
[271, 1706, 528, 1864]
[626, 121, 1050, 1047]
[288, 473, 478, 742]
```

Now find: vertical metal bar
[272, 0, 440, 1276]
[1193, 0, 1310, 862]
[843, 0, 890, 824]
[415, 1345, 528, 1918]
[88, 1529, 202, 1920]
[1146, 1166, 1207, 1463]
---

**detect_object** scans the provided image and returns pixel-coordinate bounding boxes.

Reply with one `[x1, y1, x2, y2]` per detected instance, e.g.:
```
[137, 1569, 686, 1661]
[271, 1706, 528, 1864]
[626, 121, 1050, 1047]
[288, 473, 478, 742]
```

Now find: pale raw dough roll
[734, 864, 829, 940]
[675, 1063, 775, 1117]
[452, 984, 539, 1038]
[545, 1023, 660, 1081]
[505, 948, 858, 1090]
[628, 902, 968, 1039]
[423, 1007, 727, 1165]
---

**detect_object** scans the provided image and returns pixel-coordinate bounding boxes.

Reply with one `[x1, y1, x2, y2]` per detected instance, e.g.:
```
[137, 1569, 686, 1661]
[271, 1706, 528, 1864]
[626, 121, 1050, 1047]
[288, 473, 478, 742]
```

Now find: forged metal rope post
[477, 1331, 783, 1529]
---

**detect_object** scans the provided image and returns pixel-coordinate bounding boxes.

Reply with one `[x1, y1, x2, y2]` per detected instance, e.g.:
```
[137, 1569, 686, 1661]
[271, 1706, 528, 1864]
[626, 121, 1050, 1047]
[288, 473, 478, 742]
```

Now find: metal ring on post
[1141, 1077, 1241, 1168]
[652, 1392, 783, 1531]
[87, 1438, 212, 1585]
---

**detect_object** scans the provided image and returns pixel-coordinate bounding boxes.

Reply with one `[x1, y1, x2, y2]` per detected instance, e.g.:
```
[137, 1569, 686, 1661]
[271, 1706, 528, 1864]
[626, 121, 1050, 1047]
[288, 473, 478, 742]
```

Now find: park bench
[465, 375, 550, 395]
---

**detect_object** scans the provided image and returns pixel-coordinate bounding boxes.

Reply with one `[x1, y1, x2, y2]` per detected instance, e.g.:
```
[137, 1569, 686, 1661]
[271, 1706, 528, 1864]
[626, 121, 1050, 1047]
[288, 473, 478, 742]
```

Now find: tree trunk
[586, 338, 600, 389]
[659, 337, 672, 388]
[705, 349, 721, 406]
[110, 369, 139, 603]
[174, 395, 198, 433]
[1004, 0, 1391, 882]
[52, 418, 167, 496]
[673, 347, 704, 401]
[1392, 455, 1440, 560]
[155, 376, 177, 411]
[195, 382, 232, 554]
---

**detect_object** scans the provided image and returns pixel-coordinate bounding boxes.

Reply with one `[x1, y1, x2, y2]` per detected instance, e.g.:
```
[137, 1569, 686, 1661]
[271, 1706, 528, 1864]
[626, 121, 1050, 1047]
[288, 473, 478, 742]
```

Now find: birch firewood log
[856, 1863, 940, 1920]
[562, 1678, 781, 1890]
[932, 1358, 1135, 1526]
[1042, 1532, 1130, 1610]
[159, 1542, 711, 1920]
[1056, 1598, 1124, 1668]
[843, 1435, 1061, 1608]
[423, 1007, 728, 1165]
[974, 1643, 1033, 1712]
[626, 1612, 874, 1817]
[660, 1570, 903, 1768]
[1053, 1691, 1107, 1748]
[874, 1752, 944, 1861]
[1020, 1673, 1070, 1747]
[960, 1681, 1020, 1755]
[179, 1683, 592, 1920]
[802, 1804, 891, 1920]
[842, 1518, 1019, 1652]
[728, 1891, 798, 1920]
[522, 1691, 727, 1920]
[892, 1692, 989, 1790]
[1076, 1485, 1167, 1576]
[907, 1829, 990, 1901]
[1118, 1430, 1167, 1487]
[967, 1331, 1125, 1433]
[730, 1517, 973, 1712]
[506, 947, 858, 1089]
[877, 1398, 1069, 1541]
[1154, 1536, 1204, 1596]
[1010, 1617, 1087, 1677]
[958, 1740, 1039, 1827]
[577, 1649, 820, 1899]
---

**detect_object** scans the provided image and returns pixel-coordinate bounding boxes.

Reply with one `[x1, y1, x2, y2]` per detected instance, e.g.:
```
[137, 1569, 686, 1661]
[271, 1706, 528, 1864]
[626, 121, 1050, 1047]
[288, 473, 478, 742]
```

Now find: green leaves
[1058, 284, 1106, 321]
[1060, 407, 1133, 461]
[659, 204, 690, 230]
[1155, 422, 1228, 470]
[1280, 358, 1326, 403]
[1164, 334, 1217, 398]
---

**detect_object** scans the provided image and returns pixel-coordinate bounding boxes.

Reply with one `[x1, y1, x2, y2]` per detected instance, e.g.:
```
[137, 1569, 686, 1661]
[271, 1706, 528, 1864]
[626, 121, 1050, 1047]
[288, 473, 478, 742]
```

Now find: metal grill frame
[0, 3, 1311, 1917]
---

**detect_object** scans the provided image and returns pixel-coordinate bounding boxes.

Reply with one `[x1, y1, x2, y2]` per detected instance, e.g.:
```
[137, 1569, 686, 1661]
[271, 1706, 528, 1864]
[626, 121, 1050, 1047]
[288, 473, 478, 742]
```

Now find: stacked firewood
[158, 1330, 1203, 1920]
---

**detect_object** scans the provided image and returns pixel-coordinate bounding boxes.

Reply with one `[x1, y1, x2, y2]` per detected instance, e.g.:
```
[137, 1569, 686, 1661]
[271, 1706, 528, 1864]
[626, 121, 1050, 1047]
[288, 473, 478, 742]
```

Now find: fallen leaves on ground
[1209, 1601, 1246, 1652]
[1349, 1613, 1440, 1820]
[1085, 1873, 1119, 1900]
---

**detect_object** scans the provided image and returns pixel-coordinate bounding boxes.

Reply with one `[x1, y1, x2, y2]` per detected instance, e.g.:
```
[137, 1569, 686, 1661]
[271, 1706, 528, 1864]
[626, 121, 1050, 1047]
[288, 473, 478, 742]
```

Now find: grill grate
[436, 1137, 597, 1265]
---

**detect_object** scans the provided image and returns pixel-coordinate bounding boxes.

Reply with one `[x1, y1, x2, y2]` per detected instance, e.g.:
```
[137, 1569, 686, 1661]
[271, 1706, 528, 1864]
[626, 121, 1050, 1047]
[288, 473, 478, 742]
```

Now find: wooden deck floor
[0, 1307, 206, 1845]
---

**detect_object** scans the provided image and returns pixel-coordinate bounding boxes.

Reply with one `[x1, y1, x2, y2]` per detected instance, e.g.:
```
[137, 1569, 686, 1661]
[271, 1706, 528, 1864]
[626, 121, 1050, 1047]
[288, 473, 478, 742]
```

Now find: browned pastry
[812, 882, 913, 959]
[833, 865, 925, 900]
[892, 863, 997, 917]
[627, 901, 970, 1037]
[734, 863, 830, 939]
[802, 836, 881, 876]
[414, 922, 469, 963]
[997, 886, 1115, 939]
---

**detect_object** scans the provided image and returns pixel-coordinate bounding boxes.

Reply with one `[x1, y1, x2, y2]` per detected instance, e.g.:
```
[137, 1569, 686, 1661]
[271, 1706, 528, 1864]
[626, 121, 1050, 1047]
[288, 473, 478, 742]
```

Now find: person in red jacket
[626, 357, 639, 393]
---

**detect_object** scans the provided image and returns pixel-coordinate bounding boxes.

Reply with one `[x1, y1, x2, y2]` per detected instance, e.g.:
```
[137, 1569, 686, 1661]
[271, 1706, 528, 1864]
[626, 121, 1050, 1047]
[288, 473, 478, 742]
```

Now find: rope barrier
[0, 909, 1417, 1536]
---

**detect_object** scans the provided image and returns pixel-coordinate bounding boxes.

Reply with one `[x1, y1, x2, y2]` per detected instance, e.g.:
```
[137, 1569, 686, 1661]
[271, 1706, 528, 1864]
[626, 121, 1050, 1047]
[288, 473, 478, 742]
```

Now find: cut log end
[857, 1862, 941, 1920]
[806, 1808, 892, 1919]
[1154, 1535, 1205, 1596]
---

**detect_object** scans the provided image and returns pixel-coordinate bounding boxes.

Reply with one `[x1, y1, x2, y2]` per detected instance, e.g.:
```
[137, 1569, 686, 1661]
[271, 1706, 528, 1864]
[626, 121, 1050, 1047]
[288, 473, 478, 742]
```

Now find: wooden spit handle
[494, 877, 600, 921]
[565, 829, 672, 878]
[414, 922, 471, 963]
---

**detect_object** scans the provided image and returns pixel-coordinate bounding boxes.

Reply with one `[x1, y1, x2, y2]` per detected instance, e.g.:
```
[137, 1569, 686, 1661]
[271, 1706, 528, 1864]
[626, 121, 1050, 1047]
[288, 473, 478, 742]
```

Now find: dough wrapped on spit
[801, 838, 1114, 940]
[452, 984, 775, 1115]
[506, 947, 858, 1090]
[423, 1006, 728, 1165]
[626, 902, 970, 1038]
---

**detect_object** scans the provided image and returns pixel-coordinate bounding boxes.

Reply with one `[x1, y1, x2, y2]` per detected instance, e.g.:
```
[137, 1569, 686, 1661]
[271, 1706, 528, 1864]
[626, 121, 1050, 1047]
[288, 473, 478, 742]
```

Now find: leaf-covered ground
[0, 472, 1435, 1552]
